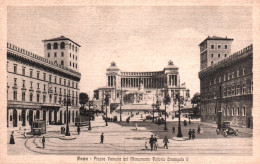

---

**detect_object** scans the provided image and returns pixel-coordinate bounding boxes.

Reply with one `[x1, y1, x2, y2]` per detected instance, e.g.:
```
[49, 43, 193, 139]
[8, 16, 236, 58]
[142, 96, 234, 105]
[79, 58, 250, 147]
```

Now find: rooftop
[199, 36, 234, 46]
[42, 36, 81, 47]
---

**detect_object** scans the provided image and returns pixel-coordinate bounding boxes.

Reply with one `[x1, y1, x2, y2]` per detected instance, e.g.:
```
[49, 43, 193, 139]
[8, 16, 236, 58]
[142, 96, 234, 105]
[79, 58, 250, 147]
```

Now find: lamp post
[105, 94, 109, 126]
[63, 94, 71, 136]
[163, 94, 170, 131]
[88, 100, 92, 130]
[120, 86, 122, 122]
[177, 93, 183, 137]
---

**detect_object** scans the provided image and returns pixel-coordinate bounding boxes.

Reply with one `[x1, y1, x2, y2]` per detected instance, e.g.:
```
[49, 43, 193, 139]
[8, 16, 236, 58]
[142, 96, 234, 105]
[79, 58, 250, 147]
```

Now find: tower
[42, 36, 81, 72]
[199, 36, 233, 70]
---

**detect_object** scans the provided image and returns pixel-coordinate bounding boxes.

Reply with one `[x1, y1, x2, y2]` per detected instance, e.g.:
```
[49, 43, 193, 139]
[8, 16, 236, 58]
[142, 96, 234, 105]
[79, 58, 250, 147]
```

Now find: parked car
[216, 121, 238, 137]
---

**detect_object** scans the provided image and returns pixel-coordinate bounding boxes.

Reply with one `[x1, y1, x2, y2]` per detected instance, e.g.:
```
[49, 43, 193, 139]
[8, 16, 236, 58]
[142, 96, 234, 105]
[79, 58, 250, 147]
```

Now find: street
[7, 114, 252, 156]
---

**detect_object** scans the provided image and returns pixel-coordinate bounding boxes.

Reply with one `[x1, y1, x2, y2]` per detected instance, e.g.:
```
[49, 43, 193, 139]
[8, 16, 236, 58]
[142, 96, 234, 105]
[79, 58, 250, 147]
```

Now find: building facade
[7, 36, 81, 128]
[94, 61, 191, 113]
[198, 36, 253, 128]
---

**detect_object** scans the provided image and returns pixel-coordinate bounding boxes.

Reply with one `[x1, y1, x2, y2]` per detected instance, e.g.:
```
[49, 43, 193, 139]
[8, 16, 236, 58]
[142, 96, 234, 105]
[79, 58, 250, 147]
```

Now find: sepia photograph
[1, 0, 259, 163]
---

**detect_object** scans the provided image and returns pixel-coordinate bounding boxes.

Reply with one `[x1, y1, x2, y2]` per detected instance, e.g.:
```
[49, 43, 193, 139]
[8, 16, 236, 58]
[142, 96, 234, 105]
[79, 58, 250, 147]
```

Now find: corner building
[198, 36, 253, 128]
[7, 36, 81, 128]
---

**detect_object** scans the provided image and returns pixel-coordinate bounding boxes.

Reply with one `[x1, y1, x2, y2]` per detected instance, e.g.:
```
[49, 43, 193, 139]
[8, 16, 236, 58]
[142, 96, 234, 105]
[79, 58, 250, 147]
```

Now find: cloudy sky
[7, 6, 252, 97]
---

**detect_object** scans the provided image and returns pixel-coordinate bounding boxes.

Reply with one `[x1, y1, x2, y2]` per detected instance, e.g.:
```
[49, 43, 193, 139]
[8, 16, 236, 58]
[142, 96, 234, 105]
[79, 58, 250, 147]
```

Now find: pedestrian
[135, 122, 138, 130]
[10, 131, 15, 144]
[154, 135, 158, 151]
[192, 129, 195, 139]
[100, 133, 104, 144]
[197, 125, 201, 134]
[19, 126, 21, 133]
[163, 136, 169, 149]
[189, 117, 191, 125]
[23, 129, 27, 139]
[188, 129, 192, 140]
[149, 135, 154, 151]
[172, 126, 175, 134]
[77, 126, 80, 135]
[42, 136, 45, 149]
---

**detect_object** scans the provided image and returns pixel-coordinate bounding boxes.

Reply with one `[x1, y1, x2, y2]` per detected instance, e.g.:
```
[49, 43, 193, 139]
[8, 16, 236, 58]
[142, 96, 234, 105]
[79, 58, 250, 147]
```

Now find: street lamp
[63, 93, 71, 136]
[88, 100, 92, 130]
[163, 94, 171, 131]
[120, 86, 122, 122]
[105, 94, 109, 126]
[176, 93, 183, 137]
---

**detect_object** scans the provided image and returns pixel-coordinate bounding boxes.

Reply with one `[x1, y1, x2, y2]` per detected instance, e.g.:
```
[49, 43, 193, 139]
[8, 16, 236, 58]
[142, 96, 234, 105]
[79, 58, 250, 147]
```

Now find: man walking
[149, 135, 154, 151]
[192, 129, 196, 139]
[100, 133, 104, 144]
[77, 126, 80, 135]
[188, 129, 192, 140]
[154, 135, 158, 151]
[42, 136, 45, 149]
[163, 136, 169, 149]
[172, 126, 175, 134]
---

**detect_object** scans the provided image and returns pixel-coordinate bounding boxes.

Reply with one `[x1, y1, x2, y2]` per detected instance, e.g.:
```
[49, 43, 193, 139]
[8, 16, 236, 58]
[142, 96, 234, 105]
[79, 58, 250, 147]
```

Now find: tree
[79, 92, 89, 107]
[191, 93, 201, 116]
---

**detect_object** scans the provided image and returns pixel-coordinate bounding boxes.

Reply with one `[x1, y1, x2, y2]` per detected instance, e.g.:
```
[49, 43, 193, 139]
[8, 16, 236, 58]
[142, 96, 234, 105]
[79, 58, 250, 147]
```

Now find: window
[237, 107, 240, 116]
[251, 81, 253, 93]
[211, 45, 214, 49]
[30, 69, 33, 78]
[37, 71, 40, 79]
[76, 83, 78, 89]
[13, 65, 17, 74]
[49, 94, 52, 103]
[218, 54, 221, 58]
[49, 75, 52, 82]
[43, 73, 46, 81]
[214, 107, 217, 115]
[37, 83, 40, 89]
[43, 95, 46, 103]
[76, 56, 77, 60]
[54, 52, 57, 57]
[60, 42, 65, 49]
[211, 54, 214, 57]
[242, 107, 246, 116]
[14, 78, 17, 85]
[22, 67, 25, 76]
[70, 53, 71, 57]
[13, 90, 17, 100]
[55, 87, 57, 93]
[61, 52, 64, 57]
[224, 75, 226, 81]
[243, 68, 245, 75]
[54, 42, 58, 49]
[22, 92, 25, 101]
[70, 62, 71, 66]
[73, 63, 74, 67]
[54, 76, 57, 84]
[76, 47, 77, 52]
[60, 78, 62, 85]
[30, 93, 33, 102]
[218, 45, 221, 49]
[225, 45, 228, 49]
[237, 70, 239, 77]
[54, 96, 57, 103]
[30, 81, 33, 88]
[76, 64, 77, 69]
[68, 80, 70, 87]
[227, 107, 230, 116]
[211, 61, 214, 65]
[69, 43, 71, 49]
[236, 84, 240, 95]
[72, 45, 74, 51]
[48, 53, 50, 57]
[44, 84, 46, 92]
[59, 88, 62, 94]
[37, 94, 40, 102]
[73, 55, 74, 59]
[22, 80, 25, 88]
[47, 43, 51, 49]
[64, 79, 66, 86]
[232, 108, 235, 116]
[242, 83, 246, 94]
[224, 54, 227, 57]
[61, 60, 64, 66]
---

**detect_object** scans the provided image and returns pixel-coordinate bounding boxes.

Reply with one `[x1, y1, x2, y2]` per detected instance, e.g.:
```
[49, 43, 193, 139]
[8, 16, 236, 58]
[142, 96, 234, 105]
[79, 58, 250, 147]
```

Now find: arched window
[47, 43, 51, 50]
[60, 42, 65, 49]
[53, 42, 58, 49]
[237, 107, 240, 116]
[243, 106, 246, 116]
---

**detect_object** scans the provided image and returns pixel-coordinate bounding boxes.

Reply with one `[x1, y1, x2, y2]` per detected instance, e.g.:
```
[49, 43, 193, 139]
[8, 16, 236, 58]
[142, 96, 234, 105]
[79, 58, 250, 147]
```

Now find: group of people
[188, 129, 196, 140]
[145, 135, 169, 151]
[60, 126, 66, 134]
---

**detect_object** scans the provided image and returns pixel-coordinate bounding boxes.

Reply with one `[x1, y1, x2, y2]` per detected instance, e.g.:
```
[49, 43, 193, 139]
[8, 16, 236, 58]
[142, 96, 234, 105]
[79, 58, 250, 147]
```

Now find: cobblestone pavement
[7, 115, 252, 156]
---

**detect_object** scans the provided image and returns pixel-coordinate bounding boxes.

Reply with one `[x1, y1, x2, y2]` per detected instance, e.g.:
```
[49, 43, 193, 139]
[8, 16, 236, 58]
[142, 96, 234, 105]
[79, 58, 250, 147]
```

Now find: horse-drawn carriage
[216, 121, 238, 137]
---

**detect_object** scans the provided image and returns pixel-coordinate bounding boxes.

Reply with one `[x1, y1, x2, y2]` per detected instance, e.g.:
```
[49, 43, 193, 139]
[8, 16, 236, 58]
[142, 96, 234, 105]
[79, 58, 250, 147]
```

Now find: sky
[7, 6, 252, 98]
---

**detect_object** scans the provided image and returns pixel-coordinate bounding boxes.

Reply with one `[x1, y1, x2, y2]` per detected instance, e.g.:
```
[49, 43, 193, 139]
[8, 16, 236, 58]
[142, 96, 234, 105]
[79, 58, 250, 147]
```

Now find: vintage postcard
[0, 0, 259, 163]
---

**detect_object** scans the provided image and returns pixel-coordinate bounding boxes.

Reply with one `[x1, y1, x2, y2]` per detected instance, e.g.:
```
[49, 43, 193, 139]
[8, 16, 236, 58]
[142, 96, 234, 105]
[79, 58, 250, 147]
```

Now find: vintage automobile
[216, 121, 238, 137]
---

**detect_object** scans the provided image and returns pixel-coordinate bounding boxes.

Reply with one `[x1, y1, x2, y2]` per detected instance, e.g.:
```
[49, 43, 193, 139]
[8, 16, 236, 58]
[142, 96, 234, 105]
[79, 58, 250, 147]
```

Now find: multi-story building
[7, 36, 81, 128]
[94, 61, 191, 113]
[198, 36, 253, 128]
